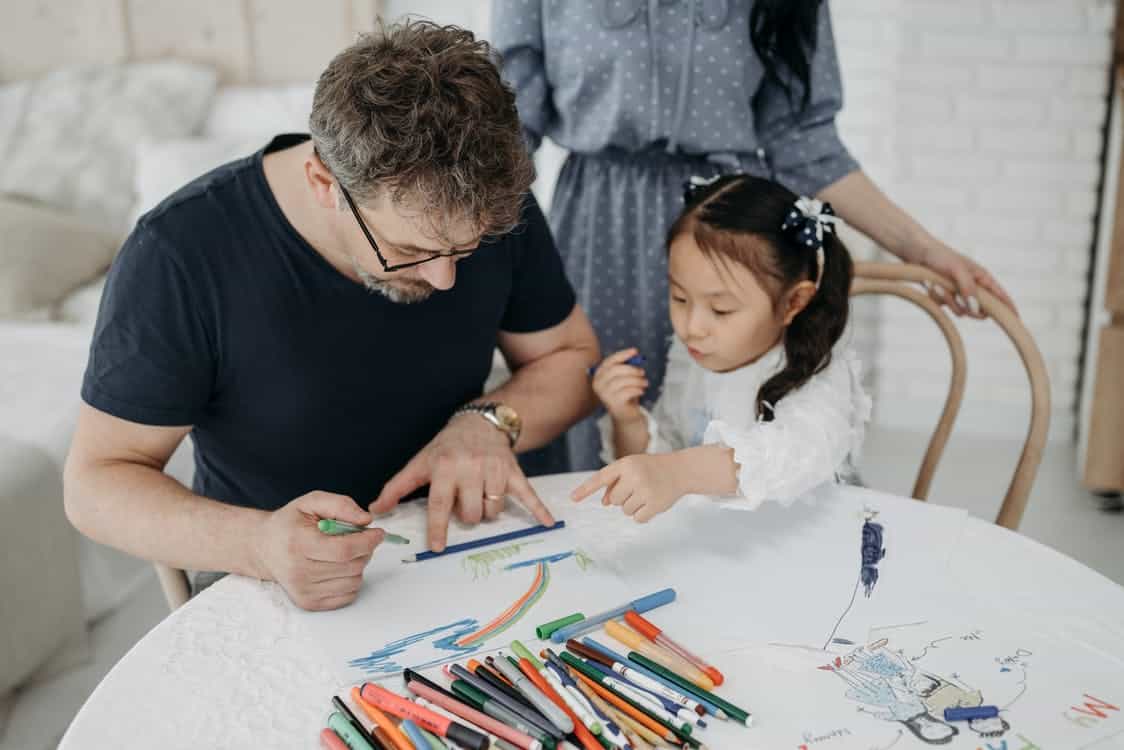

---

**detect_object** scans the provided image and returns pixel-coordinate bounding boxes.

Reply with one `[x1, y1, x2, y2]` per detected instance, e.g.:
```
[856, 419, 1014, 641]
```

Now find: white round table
[59, 476, 1124, 750]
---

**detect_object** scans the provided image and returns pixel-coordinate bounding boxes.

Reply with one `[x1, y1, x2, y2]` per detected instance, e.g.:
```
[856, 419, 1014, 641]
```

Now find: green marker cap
[450, 679, 488, 710]
[510, 640, 543, 670]
[535, 612, 585, 640]
[328, 711, 376, 750]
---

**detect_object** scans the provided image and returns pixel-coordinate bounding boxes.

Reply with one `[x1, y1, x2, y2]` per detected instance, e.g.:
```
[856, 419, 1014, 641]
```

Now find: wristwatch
[452, 402, 522, 448]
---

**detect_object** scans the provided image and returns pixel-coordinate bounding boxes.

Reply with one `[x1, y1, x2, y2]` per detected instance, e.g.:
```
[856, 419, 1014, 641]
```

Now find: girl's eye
[671, 296, 687, 304]
[713, 309, 735, 317]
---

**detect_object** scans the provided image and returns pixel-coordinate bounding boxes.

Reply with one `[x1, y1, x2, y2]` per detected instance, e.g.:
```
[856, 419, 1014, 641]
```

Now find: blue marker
[551, 589, 675, 643]
[399, 719, 430, 750]
[587, 353, 645, 377]
[944, 706, 999, 722]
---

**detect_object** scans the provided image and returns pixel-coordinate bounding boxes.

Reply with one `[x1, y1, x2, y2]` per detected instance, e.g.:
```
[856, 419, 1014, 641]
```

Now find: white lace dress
[598, 337, 872, 508]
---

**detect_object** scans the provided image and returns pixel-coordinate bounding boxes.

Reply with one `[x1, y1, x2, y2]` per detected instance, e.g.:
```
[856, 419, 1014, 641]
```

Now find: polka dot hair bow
[781, 197, 839, 289]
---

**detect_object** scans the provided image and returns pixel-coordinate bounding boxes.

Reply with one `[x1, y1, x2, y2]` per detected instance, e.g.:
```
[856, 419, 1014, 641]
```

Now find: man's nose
[417, 257, 456, 290]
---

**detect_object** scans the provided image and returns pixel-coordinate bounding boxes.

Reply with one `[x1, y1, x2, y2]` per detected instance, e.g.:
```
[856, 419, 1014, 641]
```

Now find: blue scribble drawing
[504, 551, 575, 570]
[348, 619, 481, 676]
[861, 515, 887, 597]
[824, 508, 888, 649]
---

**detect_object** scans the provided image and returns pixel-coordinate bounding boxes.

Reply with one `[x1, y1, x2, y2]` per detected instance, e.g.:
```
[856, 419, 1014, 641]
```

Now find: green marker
[328, 711, 377, 750]
[629, 651, 753, 727]
[317, 518, 410, 544]
[558, 652, 700, 747]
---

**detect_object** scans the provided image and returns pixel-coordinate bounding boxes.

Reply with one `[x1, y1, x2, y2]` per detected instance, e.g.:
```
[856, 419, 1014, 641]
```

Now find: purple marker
[587, 353, 646, 377]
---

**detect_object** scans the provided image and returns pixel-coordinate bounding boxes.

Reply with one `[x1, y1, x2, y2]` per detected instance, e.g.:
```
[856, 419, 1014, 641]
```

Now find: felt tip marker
[317, 518, 410, 544]
[588, 354, 645, 377]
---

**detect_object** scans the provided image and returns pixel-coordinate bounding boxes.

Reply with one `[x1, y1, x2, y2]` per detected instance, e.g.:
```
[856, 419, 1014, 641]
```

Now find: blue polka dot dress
[493, 0, 860, 471]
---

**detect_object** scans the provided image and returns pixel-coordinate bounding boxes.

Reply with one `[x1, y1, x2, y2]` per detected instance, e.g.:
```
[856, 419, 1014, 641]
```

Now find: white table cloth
[59, 475, 1124, 750]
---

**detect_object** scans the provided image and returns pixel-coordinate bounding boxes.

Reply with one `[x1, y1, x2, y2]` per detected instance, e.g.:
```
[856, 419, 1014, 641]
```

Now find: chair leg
[153, 563, 191, 611]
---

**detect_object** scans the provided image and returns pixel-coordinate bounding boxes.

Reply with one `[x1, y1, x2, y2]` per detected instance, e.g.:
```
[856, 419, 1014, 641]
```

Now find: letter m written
[1071, 695, 1120, 719]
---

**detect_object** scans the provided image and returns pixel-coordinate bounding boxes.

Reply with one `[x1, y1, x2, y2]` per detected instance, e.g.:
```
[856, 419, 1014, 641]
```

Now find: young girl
[571, 174, 870, 521]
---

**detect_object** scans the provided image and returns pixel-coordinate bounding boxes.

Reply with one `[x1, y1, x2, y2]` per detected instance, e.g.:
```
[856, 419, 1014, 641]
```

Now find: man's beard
[352, 257, 434, 304]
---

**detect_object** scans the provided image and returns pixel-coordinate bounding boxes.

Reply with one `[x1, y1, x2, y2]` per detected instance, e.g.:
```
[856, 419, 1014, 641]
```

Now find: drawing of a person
[824, 642, 959, 745]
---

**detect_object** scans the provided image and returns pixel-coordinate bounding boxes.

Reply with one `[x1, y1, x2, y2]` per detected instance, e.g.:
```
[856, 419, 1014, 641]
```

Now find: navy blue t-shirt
[82, 134, 575, 512]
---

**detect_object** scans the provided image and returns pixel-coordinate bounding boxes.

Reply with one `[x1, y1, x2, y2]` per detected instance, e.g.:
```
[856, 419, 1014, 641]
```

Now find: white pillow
[203, 84, 315, 138]
[0, 61, 218, 235]
[129, 136, 267, 226]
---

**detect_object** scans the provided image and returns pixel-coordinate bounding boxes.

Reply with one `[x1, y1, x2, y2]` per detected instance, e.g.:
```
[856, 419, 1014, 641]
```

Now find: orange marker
[624, 611, 725, 686]
[604, 620, 715, 691]
[351, 686, 415, 750]
[570, 669, 677, 743]
[516, 657, 603, 750]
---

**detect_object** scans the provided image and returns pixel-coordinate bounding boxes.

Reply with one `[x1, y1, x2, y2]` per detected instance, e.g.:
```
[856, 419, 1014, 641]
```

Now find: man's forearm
[484, 346, 598, 452]
[63, 460, 268, 578]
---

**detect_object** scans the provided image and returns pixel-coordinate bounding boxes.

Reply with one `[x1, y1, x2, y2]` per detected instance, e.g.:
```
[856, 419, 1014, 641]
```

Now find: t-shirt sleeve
[81, 223, 215, 426]
[499, 193, 577, 333]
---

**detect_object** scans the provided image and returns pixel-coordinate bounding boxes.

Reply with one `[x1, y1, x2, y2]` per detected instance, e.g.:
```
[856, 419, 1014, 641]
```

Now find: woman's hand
[916, 239, 1016, 319]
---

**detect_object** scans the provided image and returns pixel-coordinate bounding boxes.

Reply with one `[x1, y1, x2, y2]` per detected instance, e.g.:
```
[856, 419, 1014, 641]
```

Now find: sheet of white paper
[703, 615, 1124, 750]
[294, 505, 632, 685]
[569, 485, 970, 655]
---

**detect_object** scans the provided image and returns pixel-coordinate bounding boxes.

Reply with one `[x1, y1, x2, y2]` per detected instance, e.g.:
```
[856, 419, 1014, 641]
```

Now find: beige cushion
[0, 196, 118, 318]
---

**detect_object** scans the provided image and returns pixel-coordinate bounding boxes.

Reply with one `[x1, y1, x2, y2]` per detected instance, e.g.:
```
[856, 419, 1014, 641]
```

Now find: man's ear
[305, 151, 337, 211]
[782, 280, 817, 325]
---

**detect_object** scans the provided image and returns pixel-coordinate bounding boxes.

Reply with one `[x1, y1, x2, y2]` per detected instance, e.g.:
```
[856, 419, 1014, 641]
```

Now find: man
[63, 21, 599, 611]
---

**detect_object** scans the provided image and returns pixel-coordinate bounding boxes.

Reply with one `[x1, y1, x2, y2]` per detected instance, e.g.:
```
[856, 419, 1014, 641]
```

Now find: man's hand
[570, 452, 690, 523]
[251, 491, 384, 611]
[370, 414, 555, 552]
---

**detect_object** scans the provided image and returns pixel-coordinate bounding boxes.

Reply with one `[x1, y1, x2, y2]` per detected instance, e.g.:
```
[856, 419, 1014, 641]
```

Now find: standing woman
[492, 0, 1013, 470]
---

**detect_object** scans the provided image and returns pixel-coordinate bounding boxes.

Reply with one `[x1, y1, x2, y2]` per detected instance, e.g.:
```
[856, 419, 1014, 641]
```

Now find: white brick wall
[834, 0, 1115, 443]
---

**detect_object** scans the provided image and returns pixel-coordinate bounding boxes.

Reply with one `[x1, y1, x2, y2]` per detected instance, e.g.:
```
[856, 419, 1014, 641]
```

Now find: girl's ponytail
[757, 227, 852, 420]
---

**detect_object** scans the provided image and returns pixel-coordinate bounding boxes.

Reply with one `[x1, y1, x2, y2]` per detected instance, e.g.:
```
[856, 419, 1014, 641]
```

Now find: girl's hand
[591, 348, 648, 423]
[570, 452, 688, 523]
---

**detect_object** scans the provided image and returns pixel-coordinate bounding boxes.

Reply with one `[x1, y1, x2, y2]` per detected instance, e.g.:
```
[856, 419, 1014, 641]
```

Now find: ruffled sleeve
[703, 349, 870, 509]
[597, 338, 691, 463]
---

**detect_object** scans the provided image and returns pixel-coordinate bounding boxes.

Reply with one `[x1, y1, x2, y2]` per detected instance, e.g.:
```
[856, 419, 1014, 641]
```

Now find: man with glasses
[63, 22, 600, 611]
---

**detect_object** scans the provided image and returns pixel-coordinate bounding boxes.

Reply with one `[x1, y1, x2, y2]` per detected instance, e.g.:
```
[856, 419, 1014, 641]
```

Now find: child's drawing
[819, 632, 1017, 746]
[341, 543, 609, 678]
[463, 540, 543, 579]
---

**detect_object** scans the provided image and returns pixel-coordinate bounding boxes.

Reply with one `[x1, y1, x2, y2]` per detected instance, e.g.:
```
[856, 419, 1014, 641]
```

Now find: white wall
[350, 1, 1119, 443]
[832, 0, 1114, 442]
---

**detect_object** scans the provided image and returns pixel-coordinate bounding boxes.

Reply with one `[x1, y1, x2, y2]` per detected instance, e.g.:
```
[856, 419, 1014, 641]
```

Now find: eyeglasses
[338, 183, 477, 272]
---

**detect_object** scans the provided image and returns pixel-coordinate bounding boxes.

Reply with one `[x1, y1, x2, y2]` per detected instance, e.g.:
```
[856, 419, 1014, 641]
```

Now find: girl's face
[668, 233, 790, 373]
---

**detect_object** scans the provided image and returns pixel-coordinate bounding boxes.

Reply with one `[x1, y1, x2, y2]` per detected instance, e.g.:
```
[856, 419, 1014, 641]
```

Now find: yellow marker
[603, 620, 715, 692]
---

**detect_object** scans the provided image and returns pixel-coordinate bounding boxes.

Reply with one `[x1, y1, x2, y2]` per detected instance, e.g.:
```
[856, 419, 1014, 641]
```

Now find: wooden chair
[851, 262, 1051, 530]
[154, 563, 191, 611]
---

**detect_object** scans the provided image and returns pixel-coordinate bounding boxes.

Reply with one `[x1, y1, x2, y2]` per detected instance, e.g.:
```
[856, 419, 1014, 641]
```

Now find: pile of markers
[319, 596, 752, 750]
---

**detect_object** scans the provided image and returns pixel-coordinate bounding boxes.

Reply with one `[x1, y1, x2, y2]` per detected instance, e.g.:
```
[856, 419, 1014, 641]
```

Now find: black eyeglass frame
[338, 183, 477, 272]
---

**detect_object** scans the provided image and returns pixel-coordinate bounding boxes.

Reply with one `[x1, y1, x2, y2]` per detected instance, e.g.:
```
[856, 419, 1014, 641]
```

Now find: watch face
[494, 404, 521, 430]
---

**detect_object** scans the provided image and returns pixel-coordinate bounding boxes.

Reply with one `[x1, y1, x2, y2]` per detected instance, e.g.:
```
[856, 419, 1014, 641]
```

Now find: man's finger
[507, 471, 555, 527]
[426, 470, 457, 552]
[371, 452, 431, 514]
[484, 495, 505, 520]
[296, 491, 372, 527]
[306, 528, 384, 563]
[456, 460, 485, 525]
[571, 466, 617, 502]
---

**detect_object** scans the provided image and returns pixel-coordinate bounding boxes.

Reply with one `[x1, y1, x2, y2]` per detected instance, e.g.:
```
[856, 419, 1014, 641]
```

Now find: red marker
[624, 610, 725, 686]
[403, 680, 544, 750]
[360, 682, 489, 750]
[319, 728, 350, 750]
